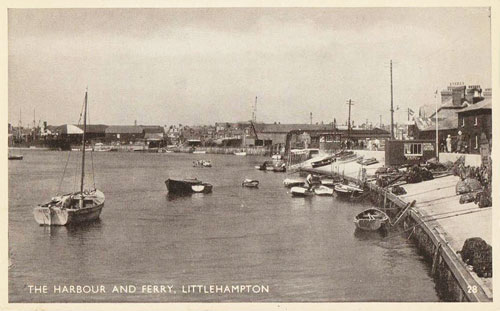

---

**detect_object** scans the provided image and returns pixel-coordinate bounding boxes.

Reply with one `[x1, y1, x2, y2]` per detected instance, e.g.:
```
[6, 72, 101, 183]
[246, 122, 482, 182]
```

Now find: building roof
[75, 124, 108, 134]
[420, 115, 459, 132]
[457, 98, 492, 113]
[105, 125, 144, 134]
[56, 124, 84, 134]
[141, 125, 165, 134]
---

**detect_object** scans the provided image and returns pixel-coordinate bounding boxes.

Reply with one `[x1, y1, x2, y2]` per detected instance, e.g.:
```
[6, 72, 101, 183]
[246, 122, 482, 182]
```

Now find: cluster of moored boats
[283, 175, 388, 232]
[283, 176, 364, 198]
[254, 160, 286, 172]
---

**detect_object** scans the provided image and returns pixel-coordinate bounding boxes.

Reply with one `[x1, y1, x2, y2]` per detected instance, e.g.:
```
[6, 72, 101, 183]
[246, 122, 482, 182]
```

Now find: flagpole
[435, 90, 439, 159]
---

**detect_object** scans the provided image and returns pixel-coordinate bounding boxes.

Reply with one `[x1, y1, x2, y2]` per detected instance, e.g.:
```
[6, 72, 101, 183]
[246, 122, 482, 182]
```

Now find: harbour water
[9, 150, 440, 302]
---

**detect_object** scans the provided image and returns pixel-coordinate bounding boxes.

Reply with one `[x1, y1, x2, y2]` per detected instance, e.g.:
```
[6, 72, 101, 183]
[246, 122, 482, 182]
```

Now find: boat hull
[291, 186, 313, 197]
[283, 179, 305, 188]
[242, 180, 259, 188]
[8, 155, 23, 160]
[165, 179, 212, 194]
[334, 188, 363, 199]
[34, 190, 105, 226]
[354, 219, 385, 231]
[314, 186, 334, 196]
[354, 208, 389, 231]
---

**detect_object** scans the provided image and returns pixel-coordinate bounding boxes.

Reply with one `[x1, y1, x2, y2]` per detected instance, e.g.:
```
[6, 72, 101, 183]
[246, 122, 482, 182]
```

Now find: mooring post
[431, 242, 442, 276]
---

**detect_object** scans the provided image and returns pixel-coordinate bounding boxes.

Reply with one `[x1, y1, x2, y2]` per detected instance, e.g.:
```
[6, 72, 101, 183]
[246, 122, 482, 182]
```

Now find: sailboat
[33, 90, 105, 226]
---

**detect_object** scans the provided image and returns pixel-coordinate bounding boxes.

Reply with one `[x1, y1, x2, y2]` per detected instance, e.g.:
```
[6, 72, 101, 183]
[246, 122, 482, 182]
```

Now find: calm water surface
[9, 150, 440, 302]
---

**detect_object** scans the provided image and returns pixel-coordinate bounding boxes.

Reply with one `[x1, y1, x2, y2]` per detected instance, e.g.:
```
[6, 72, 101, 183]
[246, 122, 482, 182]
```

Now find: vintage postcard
[3, 1, 498, 310]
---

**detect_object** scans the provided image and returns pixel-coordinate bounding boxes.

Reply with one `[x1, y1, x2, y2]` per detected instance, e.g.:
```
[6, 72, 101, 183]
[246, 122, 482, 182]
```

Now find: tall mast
[390, 60, 394, 139]
[80, 89, 88, 200]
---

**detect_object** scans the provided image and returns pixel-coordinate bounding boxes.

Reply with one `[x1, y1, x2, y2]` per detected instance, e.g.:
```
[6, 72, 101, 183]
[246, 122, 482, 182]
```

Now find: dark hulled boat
[165, 178, 213, 194]
[8, 154, 23, 160]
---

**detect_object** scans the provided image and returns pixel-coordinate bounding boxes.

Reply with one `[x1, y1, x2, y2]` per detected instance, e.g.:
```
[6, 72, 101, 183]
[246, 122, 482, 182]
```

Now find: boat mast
[80, 89, 88, 204]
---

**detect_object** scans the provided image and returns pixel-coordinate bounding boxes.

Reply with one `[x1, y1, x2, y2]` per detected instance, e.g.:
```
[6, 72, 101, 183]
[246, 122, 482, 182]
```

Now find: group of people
[340, 139, 380, 151]
[442, 131, 469, 153]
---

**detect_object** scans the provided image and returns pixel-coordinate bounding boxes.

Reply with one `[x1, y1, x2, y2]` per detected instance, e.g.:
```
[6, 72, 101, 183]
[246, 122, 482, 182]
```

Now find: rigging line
[87, 97, 96, 190]
[73, 93, 87, 193]
[57, 150, 72, 195]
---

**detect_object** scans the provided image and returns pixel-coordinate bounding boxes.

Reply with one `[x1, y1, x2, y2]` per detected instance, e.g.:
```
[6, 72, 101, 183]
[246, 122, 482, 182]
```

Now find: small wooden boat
[311, 156, 335, 168]
[320, 179, 336, 187]
[291, 186, 313, 197]
[313, 185, 334, 196]
[334, 183, 364, 198]
[283, 178, 305, 188]
[357, 157, 379, 166]
[193, 150, 207, 154]
[255, 161, 270, 170]
[8, 154, 23, 160]
[354, 208, 389, 231]
[234, 151, 247, 156]
[193, 160, 212, 168]
[242, 179, 259, 188]
[165, 178, 213, 194]
[94, 143, 112, 152]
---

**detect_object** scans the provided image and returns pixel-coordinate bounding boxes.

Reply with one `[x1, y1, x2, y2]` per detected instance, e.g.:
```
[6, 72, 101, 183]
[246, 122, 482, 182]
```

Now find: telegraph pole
[310, 112, 312, 125]
[390, 59, 394, 139]
[346, 99, 354, 139]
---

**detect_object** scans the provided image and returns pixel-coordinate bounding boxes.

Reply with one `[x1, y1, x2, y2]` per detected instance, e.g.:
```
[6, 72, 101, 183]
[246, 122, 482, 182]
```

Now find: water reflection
[41, 219, 103, 238]
[166, 192, 212, 201]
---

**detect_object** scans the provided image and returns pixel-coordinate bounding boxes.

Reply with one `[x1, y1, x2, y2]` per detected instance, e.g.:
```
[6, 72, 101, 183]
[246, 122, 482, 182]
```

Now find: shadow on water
[354, 227, 387, 240]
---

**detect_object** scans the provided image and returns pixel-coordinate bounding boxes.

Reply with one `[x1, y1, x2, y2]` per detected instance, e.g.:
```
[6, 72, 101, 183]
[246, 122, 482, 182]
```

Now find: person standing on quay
[446, 135, 452, 152]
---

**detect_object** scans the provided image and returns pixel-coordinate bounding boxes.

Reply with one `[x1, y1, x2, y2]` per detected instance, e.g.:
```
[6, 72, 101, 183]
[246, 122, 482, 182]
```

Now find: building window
[474, 117, 478, 126]
[404, 143, 422, 156]
[475, 135, 478, 149]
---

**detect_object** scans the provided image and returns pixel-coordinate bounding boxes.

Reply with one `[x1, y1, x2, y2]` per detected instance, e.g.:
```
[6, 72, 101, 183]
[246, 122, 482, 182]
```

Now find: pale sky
[8, 7, 491, 127]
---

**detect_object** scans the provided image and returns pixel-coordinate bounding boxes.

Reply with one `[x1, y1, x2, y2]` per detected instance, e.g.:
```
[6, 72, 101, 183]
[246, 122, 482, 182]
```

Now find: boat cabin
[385, 139, 436, 167]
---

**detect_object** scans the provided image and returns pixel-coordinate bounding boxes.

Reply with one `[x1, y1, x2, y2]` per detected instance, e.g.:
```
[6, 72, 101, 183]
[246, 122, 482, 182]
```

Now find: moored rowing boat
[354, 208, 389, 231]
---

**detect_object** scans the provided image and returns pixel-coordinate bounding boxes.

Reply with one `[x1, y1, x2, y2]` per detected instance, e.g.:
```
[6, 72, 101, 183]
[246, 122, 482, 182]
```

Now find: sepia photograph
[5, 3, 495, 307]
